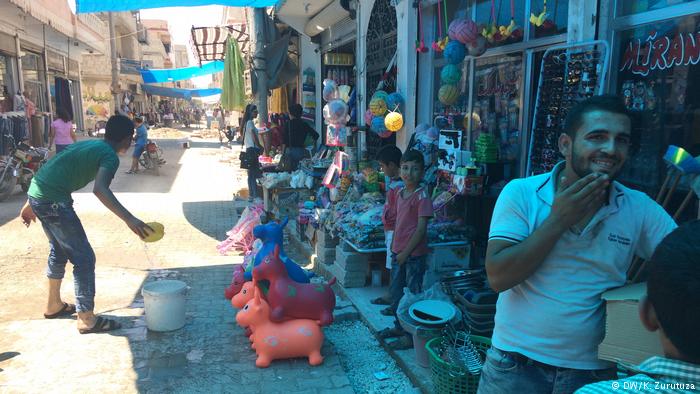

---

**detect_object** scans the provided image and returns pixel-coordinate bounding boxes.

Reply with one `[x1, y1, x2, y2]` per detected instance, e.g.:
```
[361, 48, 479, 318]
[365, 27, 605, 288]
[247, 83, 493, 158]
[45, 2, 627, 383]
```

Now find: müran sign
[619, 30, 700, 76]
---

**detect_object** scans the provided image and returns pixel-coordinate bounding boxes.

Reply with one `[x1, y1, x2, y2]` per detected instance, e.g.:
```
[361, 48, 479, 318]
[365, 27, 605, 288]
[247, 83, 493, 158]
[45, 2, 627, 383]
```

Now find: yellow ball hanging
[369, 97, 387, 116]
[384, 111, 404, 132]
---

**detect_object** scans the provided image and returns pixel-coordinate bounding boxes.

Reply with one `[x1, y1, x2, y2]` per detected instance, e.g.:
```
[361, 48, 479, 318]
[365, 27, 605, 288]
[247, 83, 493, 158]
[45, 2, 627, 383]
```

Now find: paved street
[0, 130, 358, 393]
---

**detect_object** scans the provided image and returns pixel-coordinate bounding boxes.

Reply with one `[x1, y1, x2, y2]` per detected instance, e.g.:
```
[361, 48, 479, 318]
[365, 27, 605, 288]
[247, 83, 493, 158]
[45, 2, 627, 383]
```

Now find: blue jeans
[477, 347, 617, 394]
[389, 253, 427, 330]
[29, 197, 96, 312]
[246, 147, 261, 199]
[55, 144, 70, 154]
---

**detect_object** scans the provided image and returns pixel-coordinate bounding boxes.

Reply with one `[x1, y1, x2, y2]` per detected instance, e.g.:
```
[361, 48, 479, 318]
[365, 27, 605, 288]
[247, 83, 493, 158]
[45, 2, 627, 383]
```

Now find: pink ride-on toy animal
[236, 287, 324, 368]
[252, 246, 336, 326]
[224, 265, 246, 299]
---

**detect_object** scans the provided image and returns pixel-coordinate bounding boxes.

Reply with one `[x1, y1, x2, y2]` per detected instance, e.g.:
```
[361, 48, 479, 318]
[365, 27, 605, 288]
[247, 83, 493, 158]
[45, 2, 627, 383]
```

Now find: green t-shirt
[28, 139, 120, 202]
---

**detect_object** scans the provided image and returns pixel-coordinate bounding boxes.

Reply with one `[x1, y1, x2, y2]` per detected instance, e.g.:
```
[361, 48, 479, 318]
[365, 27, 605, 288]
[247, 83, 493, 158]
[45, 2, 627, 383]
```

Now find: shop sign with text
[619, 30, 700, 76]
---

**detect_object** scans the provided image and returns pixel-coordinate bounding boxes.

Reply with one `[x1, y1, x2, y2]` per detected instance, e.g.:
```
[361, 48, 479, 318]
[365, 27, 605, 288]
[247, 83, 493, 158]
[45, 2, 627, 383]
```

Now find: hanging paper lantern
[448, 18, 479, 45]
[443, 40, 466, 64]
[371, 90, 389, 103]
[440, 64, 462, 85]
[369, 97, 388, 116]
[384, 111, 404, 132]
[386, 92, 404, 112]
[468, 36, 488, 57]
[438, 84, 460, 106]
[364, 108, 374, 125]
[322, 79, 339, 102]
[371, 116, 387, 133]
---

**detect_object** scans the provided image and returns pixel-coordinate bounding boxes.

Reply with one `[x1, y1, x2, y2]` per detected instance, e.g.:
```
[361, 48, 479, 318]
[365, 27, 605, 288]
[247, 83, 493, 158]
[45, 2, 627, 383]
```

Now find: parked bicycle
[0, 134, 49, 201]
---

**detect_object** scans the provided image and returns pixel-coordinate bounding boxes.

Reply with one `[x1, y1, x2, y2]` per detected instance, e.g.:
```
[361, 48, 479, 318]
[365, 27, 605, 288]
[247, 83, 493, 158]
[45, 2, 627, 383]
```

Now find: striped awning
[190, 24, 250, 64]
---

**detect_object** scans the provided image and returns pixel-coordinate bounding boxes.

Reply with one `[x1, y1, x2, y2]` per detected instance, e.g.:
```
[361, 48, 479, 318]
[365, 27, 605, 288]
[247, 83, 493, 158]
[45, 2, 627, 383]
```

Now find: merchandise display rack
[526, 40, 610, 175]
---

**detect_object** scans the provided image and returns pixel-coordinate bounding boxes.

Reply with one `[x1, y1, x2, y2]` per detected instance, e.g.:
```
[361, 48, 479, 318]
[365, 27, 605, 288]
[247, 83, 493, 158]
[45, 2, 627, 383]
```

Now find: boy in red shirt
[378, 149, 433, 350]
[372, 145, 403, 307]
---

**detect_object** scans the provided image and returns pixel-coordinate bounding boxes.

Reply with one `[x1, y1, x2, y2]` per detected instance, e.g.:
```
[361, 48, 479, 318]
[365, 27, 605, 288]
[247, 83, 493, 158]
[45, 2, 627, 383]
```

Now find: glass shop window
[618, 0, 698, 17]
[21, 52, 47, 112]
[470, 53, 523, 182]
[529, 0, 567, 38]
[614, 14, 700, 195]
[474, 0, 525, 45]
[0, 53, 15, 108]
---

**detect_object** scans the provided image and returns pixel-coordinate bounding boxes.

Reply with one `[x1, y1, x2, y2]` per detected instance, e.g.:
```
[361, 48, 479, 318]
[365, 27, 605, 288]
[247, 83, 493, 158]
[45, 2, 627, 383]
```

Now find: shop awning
[139, 61, 224, 83]
[275, 0, 348, 37]
[75, 0, 279, 13]
[190, 24, 249, 65]
[141, 85, 222, 100]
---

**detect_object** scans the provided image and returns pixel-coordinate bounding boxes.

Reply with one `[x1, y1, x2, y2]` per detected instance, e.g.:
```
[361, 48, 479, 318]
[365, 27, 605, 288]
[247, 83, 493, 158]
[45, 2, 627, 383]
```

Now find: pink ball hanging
[448, 18, 479, 45]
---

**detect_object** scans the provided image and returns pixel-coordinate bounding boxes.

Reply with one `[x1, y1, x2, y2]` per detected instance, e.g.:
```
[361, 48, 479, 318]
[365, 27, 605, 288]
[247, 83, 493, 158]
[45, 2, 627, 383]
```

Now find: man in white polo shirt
[477, 96, 677, 393]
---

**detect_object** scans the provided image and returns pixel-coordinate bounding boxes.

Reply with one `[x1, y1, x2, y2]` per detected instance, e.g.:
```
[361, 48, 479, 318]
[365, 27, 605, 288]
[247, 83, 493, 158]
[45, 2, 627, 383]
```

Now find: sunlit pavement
[0, 129, 353, 393]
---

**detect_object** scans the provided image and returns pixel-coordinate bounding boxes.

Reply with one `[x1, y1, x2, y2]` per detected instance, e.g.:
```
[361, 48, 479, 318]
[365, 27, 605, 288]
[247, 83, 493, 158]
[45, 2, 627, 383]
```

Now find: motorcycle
[0, 135, 49, 201]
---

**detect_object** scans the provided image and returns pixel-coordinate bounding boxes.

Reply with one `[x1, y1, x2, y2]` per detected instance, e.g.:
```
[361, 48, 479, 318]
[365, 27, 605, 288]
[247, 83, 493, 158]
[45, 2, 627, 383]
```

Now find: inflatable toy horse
[243, 218, 312, 284]
[253, 246, 336, 326]
[236, 286, 324, 368]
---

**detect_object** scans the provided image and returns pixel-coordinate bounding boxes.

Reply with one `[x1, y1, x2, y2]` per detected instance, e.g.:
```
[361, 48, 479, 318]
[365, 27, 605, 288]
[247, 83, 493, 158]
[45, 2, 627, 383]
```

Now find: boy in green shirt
[19, 115, 153, 334]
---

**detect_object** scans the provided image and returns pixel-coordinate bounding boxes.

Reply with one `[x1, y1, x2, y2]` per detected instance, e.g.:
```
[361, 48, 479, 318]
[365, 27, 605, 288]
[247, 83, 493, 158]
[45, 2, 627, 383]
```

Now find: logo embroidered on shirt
[608, 233, 631, 246]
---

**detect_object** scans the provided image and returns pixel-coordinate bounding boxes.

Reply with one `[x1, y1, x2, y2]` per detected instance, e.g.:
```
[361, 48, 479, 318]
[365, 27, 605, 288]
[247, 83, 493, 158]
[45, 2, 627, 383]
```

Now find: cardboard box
[427, 244, 471, 272]
[598, 283, 664, 366]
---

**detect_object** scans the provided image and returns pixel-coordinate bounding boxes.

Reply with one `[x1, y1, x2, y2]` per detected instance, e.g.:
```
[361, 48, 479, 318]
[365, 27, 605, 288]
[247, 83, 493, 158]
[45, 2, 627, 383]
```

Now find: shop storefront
[606, 1, 700, 221]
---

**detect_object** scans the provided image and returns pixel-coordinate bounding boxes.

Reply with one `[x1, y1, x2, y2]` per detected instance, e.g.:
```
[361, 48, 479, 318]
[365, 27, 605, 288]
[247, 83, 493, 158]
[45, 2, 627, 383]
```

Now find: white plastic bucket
[142, 280, 187, 332]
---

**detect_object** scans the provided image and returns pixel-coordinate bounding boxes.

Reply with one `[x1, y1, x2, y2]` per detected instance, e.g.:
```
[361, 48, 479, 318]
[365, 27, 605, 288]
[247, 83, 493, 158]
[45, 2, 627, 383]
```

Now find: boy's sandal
[387, 336, 414, 350]
[43, 303, 76, 319]
[380, 307, 394, 316]
[78, 316, 122, 334]
[378, 327, 404, 339]
[370, 297, 391, 305]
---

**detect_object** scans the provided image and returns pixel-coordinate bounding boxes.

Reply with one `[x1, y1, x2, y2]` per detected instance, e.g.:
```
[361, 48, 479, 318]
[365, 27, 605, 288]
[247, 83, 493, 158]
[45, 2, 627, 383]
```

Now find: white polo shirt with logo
[488, 162, 677, 370]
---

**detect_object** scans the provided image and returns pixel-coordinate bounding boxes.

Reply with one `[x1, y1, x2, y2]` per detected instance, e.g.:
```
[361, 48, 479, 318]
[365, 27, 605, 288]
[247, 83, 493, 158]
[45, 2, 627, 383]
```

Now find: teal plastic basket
[426, 335, 491, 394]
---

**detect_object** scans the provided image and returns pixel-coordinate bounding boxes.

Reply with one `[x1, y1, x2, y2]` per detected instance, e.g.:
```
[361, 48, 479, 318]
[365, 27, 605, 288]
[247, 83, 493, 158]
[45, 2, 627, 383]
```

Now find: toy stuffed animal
[236, 287, 324, 368]
[243, 218, 312, 284]
[224, 265, 246, 299]
[253, 246, 336, 326]
[232, 281, 256, 309]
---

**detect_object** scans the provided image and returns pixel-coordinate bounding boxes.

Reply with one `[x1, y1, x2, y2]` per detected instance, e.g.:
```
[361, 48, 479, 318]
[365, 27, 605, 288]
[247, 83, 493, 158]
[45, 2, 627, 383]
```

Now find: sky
[68, 2, 224, 88]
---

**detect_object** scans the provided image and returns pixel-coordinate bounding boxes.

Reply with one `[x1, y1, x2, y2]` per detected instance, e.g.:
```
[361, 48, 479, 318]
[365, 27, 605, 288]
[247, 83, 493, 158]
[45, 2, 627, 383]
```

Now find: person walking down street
[241, 104, 262, 202]
[477, 96, 678, 393]
[19, 114, 153, 334]
[127, 116, 148, 174]
[377, 149, 433, 351]
[49, 107, 77, 154]
[281, 104, 319, 171]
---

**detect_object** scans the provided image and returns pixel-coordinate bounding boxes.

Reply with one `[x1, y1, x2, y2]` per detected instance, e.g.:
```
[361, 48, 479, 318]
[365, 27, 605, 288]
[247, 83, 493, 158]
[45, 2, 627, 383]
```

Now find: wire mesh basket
[426, 333, 491, 394]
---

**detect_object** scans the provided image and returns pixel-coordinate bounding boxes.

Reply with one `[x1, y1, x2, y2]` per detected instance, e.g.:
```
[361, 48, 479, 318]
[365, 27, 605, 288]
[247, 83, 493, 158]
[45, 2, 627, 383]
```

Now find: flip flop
[43, 303, 76, 319]
[371, 297, 391, 305]
[78, 316, 122, 335]
[380, 307, 394, 316]
[378, 327, 404, 339]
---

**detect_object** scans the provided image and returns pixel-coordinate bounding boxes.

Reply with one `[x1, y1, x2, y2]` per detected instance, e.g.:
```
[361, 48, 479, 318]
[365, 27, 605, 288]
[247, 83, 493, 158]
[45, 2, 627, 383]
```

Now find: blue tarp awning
[141, 85, 221, 100]
[75, 0, 279, 13]
[140, 61, 225, 84]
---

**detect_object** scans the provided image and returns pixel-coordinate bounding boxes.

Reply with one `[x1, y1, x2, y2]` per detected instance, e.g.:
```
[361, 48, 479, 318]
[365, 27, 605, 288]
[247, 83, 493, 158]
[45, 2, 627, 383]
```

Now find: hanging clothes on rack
[55, 77, 74, 120]
[0, 112, 28, 155]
